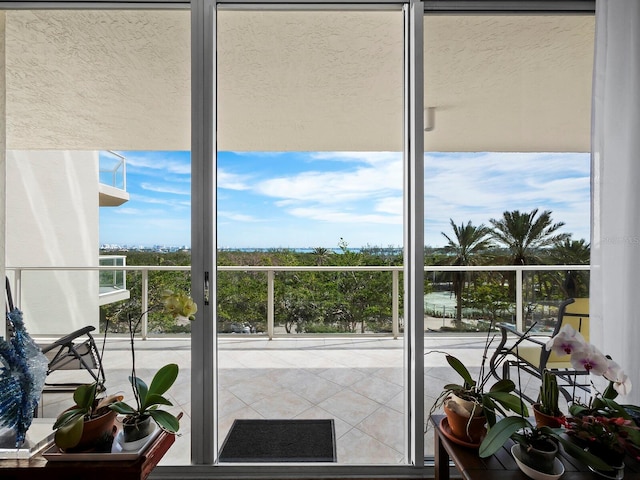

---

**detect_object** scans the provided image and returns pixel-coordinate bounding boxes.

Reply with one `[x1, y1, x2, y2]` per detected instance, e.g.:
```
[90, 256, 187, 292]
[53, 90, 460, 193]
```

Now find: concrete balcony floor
[38, 333, 542, 465]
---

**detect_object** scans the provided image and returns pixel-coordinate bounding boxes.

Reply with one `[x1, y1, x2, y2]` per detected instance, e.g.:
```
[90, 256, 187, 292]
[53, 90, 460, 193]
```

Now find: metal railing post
[515, 267, 524, 331]
[14, 269, 22, 308]
[392, 269, 399, 339]
[267, 270, 274, 340]
[142, 269, 149, 340]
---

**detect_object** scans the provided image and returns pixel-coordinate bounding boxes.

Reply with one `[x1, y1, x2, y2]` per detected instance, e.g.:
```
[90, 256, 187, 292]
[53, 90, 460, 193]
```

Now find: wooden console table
[430, 414, 640, 480]
[0, 428, 175, 480]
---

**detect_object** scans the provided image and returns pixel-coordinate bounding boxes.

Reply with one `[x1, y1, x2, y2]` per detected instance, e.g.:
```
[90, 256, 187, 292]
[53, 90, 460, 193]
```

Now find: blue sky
[99, 150, 590, 249]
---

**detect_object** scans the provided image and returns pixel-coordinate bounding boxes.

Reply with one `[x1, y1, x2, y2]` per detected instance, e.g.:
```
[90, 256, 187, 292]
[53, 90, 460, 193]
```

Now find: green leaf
[551, 433, 614, 471]
[148, 364, 179, 397]
[72, 383, 97, 410]
[479, 416, 530, 458]
[485, 391, 528, 417]
[149, 409, 180, 433]
[482, 397, 496, 427]
[442, 384, 465, 392]
[108, 401, 136, 415]
[54, 415, 84, 450]
[53, 408, 85, 430]
[489, 379, 515, 393]
[133, 376, 149, 406]
[569, 403, 589, 416]
[445, 355, 475, 388]
[144, 393, 173, 408]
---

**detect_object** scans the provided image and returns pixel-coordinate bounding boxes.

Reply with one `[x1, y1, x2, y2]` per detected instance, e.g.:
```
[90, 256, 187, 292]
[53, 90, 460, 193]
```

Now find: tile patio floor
[38, 333, 545, 466]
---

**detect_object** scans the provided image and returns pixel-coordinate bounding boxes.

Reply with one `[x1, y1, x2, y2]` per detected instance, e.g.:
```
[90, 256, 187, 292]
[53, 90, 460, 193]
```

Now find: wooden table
[430, 414, 640, 480]
[0, 428, 175, 480]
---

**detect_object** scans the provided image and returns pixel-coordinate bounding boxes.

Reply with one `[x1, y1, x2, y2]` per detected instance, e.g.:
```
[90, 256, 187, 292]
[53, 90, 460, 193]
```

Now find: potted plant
[533, 369, 564, 428]
[52, 382, 123, 452]
[479, 416, 611, 475]
[109, 363, 180, 445]
[547, 324, 640, 472]
[429, 349, 528, 445]
[108, 290, 196, 446]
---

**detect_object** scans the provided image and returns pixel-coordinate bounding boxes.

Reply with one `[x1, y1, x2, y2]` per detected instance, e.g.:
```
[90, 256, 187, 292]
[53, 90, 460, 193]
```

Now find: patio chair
[489, 297, 590, 403]
[5, 276, 106, 394]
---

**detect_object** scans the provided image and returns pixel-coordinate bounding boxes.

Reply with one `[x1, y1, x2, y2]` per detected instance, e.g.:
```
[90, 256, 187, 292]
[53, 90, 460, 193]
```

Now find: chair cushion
[515, 341, 573, 370]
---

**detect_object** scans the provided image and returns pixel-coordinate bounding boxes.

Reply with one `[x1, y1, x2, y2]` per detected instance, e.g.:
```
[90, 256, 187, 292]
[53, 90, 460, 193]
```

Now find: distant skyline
[99, 150, 590, 249]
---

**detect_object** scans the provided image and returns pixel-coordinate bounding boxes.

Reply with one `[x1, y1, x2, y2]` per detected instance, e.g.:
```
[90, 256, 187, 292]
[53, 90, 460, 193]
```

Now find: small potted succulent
[532, 369, 565, 428]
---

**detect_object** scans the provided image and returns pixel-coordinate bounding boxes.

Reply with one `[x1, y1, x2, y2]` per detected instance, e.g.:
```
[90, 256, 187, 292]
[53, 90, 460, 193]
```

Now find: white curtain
[591, 0, 640, 405]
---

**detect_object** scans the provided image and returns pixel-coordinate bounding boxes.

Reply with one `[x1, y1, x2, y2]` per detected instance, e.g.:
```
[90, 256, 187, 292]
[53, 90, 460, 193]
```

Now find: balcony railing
[6, 264, 589, 340]
[99, 255, 127, 293]
[99, 150, 127, 191]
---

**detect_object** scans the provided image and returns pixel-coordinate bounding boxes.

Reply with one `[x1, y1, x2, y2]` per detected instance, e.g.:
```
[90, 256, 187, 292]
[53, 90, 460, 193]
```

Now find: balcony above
[99, 183, 130, 207]
[99, 151, 128, 207]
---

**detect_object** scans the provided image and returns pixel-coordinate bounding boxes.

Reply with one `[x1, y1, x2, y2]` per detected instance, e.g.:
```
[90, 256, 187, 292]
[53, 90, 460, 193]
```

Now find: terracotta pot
[447, 393, 484, 417]
[64, 408, 118, 452]
[532, 403, 565, 428]
[443, 402, 487, 444]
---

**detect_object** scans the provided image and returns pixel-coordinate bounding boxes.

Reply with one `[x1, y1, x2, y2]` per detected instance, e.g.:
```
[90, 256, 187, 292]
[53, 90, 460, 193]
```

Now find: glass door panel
[422, 13, 594, 458]
[3, 8, 191, 465]
[215, 5, 407, 464]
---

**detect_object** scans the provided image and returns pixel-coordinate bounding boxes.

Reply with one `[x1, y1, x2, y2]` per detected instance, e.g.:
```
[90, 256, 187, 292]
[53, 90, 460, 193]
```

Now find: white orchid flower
[604, 358, 633, 396]
[570, 343, 609, 376]
[545, 324, 587, 356]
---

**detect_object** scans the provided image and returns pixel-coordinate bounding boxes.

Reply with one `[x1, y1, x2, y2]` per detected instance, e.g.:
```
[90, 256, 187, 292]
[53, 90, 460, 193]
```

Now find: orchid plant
[108, 290, 197, 435]
[545, 324, 632, 401]
[545, 324, 640, 462]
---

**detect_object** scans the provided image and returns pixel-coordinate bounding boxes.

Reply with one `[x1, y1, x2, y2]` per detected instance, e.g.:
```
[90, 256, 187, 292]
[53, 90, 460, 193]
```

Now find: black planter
[122, 415, 155, 444]
[519, 438, 558, 475]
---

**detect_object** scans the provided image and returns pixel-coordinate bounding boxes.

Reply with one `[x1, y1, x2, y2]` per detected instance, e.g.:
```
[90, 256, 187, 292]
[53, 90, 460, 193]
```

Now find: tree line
[100, 209, 589, 334]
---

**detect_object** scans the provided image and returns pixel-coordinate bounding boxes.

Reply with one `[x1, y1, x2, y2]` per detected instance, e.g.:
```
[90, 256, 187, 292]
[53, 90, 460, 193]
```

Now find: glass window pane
[422, 13, 594, 458]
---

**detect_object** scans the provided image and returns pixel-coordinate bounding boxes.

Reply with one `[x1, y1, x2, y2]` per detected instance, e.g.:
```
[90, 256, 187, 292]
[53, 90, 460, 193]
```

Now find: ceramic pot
[443, 402, 486, 444]
[122, 415, 155, 444]
[519, 438, 558, 475]
[64, 408, 118, 452]
[532, 403, 565, 428]
[447, 393, 484, 417]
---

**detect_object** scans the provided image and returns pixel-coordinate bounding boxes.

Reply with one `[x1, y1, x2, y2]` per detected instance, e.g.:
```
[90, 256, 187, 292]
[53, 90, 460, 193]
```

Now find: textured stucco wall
[5, 150, 99, 335]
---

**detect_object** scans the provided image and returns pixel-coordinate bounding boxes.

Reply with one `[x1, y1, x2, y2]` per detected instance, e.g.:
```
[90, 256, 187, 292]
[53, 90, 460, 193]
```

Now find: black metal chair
[489, 297, 590, 403]
[5, 276, 106, 394]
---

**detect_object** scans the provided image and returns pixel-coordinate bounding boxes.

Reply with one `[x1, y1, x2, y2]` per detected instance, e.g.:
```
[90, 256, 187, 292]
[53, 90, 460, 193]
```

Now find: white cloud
[217, 169, 251, 190]
[140, 183, 190, 195]
[124, 152, 191, 175]
[255, 155, 402, 204]
[218, 211, 262, 222]
[288, 207, 402, 225]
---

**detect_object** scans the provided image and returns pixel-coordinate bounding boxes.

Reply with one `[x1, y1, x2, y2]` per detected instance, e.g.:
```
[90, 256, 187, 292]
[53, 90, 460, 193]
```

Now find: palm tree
[547, 238, 591, 298]
[489, 209, 570, 314]
[312, 247, 331, 266]
[489, 209, 570, 265]
[441, 219, 493, 325]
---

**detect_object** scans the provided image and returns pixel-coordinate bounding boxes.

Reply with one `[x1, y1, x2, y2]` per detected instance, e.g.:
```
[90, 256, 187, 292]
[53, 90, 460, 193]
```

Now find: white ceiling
[4, 9, 594, 153]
